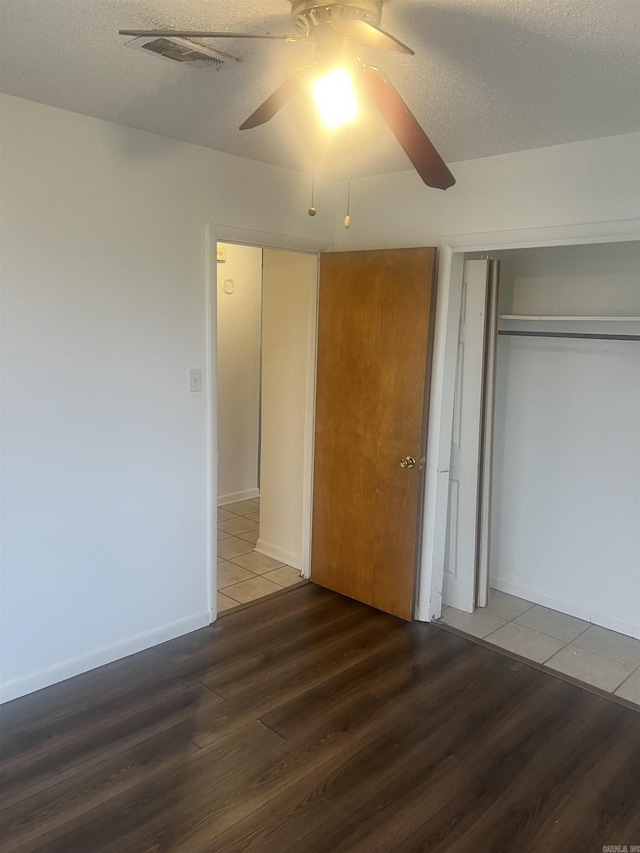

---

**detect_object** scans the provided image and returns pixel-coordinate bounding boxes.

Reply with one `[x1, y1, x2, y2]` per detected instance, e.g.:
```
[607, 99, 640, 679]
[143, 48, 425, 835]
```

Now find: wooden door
[311, 248, 437, 620]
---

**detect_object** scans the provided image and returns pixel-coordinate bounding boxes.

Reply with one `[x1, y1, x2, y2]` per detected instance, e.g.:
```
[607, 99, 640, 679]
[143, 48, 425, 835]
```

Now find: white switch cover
[189, 369, 202, 392]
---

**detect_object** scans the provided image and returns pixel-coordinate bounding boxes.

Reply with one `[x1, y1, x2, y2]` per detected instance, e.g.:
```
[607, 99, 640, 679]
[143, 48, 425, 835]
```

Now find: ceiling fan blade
[329, 20, 414, 55]
[240, 65, 317, 130]
[119, 30, 301, 41]
[358, 65, 455, 189]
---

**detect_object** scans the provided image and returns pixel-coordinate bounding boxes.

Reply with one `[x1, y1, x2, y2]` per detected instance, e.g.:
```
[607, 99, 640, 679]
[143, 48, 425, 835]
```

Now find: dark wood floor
[1, 585, 639, 852]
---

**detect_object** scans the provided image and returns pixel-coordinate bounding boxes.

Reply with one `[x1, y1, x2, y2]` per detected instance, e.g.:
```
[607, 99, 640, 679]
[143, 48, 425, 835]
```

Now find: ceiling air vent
[125, 36, 233, 69]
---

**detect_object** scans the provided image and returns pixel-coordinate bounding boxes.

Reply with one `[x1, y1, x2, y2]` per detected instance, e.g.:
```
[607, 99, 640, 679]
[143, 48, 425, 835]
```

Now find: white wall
[2, 88, 638, 700]
[333, 133, 640, 251]
[490, 242, 640, 637]
[258, 249, 317, 570]
[216, 242, 262, 505]
[0, 94, 335, 702]
[497, 243, 640, 316]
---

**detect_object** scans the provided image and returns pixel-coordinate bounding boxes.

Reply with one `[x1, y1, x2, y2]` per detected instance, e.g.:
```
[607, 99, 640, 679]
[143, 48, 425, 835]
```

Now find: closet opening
[438, 241, 640, 704]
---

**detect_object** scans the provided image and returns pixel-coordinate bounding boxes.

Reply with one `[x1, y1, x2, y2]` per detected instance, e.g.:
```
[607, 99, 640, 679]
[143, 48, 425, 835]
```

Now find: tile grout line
[570, 632, 640, 668]
[491, 600, 596, 652]
[218, 557, 297, 606]
[544, 642, 636, 670]
[501, 621, 612, 676]
[426, 593, 640, 706]
[456, 597, 636, 696]
[613, 666, 639, 696]
[217, 500, 264, 609]
[502, 602, 640, 673]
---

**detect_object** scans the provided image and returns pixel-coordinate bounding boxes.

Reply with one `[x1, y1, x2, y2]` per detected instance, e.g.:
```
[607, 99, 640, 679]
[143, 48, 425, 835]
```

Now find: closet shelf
[499, 315, 640, 322]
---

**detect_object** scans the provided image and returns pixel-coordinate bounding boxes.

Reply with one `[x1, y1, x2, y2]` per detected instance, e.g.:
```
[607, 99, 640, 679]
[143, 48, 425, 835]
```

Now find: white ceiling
[1, 0, 638, 180]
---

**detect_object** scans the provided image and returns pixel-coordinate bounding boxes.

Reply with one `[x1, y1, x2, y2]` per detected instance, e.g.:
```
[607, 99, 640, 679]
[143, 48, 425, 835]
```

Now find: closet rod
[499, 330, 640, 342]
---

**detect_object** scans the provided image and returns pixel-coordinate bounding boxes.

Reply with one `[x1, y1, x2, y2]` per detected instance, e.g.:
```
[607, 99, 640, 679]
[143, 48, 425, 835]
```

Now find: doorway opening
[214, 242, 318, 614]
[436, 240, 640, 705]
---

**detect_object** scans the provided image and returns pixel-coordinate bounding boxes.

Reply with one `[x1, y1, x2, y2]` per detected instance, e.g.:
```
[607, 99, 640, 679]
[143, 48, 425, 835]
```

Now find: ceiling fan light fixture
[291, 0, 383, 34]
[121, 0, 453, 189]
[312, 67, 358, 129]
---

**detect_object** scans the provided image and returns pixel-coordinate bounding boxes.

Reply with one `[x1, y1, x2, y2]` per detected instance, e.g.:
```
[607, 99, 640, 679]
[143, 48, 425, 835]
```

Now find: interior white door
[442, 259, 490, 611]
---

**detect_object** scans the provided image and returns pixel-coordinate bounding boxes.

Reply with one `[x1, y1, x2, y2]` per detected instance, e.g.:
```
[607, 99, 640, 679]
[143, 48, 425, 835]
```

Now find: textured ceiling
[0, 0, 638, 180]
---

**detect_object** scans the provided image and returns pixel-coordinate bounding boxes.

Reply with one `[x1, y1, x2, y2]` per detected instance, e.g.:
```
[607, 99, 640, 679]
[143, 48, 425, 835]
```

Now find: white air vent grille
[125, 36, 232, 69]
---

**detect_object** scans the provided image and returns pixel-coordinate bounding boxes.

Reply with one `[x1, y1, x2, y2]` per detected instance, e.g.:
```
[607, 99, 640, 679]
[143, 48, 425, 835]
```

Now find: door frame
[206, 224, 330, 622]
[419, 218, 640, 623]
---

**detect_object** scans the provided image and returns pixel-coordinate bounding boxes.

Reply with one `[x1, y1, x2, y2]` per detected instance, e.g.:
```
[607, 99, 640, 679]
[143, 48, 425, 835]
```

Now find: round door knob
[400, 456, 416, 469]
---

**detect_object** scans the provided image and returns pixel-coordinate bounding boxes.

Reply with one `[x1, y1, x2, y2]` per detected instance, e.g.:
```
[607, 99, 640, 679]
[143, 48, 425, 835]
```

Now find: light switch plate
[189, 368, 202, 392]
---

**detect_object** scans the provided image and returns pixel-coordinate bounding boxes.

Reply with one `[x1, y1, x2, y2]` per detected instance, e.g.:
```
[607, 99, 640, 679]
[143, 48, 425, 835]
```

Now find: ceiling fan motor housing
[291, 0, 383, 35]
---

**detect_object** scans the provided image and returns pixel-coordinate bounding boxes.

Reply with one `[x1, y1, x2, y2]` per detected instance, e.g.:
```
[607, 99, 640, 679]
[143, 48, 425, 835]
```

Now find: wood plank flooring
[1, 584, 639, 852]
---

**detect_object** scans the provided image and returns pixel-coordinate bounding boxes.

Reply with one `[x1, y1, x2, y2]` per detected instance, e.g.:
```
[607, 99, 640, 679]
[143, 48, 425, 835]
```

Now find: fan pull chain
[308, 167, 317, 217]
[344, 173, 351, 229]
[308, 117, 318, 217]
[344, 124, 353, 228]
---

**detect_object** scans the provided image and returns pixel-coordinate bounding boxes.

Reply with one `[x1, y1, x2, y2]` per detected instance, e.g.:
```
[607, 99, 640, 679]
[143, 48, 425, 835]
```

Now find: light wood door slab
[311, 248, 437, 620]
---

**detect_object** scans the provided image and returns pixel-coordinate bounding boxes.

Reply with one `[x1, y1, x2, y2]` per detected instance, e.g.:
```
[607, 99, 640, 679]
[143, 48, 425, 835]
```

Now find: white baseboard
[217, 488, 259, 507]
[0, 610, 211, 705]
[255, 538, 302, 571]
[491, 576, 640, 641]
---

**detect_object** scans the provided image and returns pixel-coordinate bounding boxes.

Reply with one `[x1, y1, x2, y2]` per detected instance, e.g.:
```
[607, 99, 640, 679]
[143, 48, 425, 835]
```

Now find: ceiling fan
[120, 0, 455, 191]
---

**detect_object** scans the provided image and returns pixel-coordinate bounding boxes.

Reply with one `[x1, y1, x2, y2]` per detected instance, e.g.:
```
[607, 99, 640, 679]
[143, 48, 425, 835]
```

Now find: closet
[489, 241, 640, 639]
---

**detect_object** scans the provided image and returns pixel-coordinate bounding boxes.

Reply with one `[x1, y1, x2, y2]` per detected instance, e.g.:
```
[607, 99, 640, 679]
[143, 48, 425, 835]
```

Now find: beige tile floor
[216, 498, 304, 613]
[439, 590, 640, 708]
